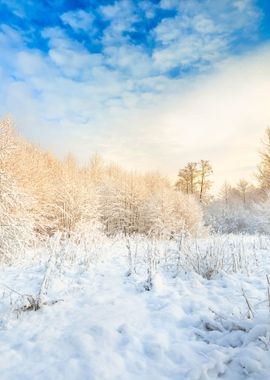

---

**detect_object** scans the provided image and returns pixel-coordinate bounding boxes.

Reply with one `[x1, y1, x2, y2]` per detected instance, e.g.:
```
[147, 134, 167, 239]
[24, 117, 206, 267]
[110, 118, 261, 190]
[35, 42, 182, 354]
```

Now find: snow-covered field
[0, 235, 270, 380]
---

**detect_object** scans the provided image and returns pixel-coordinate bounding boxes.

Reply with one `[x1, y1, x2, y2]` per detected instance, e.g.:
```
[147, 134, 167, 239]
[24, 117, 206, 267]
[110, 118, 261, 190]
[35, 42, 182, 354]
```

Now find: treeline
[0, 117, 203, 261]
[175, 127, 270, 234]
[2, 115, 270, 262]
[208, 127, 270, 234]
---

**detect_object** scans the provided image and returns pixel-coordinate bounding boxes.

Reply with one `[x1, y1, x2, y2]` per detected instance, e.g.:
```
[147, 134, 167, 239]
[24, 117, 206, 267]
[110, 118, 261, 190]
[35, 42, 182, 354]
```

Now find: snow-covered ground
[0, 235, 270, 380]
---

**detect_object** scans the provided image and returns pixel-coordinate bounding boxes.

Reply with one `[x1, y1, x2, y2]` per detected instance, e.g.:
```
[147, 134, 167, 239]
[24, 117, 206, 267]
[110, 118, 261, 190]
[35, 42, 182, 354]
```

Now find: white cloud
[60, 9, 94, 32]
[41, 27, 103, 79]
[159, 0, 179, 10]
[152, 0, 261, 72]
[100, 0, 136, 21]
[104, 45, 152, 77]
[153, 34, 226, 71]
[138, 1, 157, 19]
[192, 15, 217, 34]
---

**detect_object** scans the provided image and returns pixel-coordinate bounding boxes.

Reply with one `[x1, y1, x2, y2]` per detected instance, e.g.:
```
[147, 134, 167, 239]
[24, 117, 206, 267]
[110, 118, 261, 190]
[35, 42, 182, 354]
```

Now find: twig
[242, 288, 254, 319]
[266, 275, 270, 313]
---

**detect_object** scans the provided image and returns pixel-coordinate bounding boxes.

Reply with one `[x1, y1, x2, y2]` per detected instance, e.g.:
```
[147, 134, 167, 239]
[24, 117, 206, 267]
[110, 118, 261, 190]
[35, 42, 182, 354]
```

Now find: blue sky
[0, 0, 270, 187]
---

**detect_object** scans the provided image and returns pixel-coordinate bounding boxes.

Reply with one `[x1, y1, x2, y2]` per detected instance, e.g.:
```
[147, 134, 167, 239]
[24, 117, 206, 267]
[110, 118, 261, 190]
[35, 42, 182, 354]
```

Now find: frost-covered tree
[0, 116, 207, 243]
[7, 141, 62, 235]
[251, 191, 270, 234]
[205, 199, 257, 234]
[198, 160, 213, 203]
[257, 127, 270, 193]
[176, 162, 199, 194]
[100, 172, 146, 235]
[237, 179, 250, 205]
[0, 118, 35, 262]
[176, 160, 213, 202]
[205, 178, 261, 234]
[143, 189, 203, 238]
[0, 173, 35, 263]
[55, 154, 101, 235]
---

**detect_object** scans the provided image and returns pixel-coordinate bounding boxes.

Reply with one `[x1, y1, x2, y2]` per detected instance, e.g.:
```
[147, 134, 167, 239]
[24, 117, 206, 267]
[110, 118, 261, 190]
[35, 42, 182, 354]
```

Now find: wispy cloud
[60, 9, 94, 32]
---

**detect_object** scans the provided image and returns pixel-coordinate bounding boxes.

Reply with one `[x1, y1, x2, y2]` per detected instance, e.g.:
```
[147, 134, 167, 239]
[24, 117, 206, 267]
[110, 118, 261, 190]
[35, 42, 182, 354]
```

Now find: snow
[0, 236, 270, 380]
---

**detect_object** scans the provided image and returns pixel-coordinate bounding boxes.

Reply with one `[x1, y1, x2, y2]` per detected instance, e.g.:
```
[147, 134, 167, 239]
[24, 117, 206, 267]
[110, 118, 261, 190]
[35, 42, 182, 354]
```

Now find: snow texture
[0, 236, 270, 380]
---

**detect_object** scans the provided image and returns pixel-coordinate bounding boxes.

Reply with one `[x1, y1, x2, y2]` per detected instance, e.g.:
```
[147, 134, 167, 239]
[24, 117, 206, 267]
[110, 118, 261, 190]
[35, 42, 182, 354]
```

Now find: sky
[0, 0, 270, 189]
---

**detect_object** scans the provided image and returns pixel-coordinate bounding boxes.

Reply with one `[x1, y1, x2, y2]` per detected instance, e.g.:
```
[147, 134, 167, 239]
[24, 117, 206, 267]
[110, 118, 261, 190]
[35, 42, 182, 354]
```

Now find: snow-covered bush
[177, 236, 230, 279]
[144, 189, 204, 238]
[205, 200, 258, 234]
[99, 173, 146, 235]
[170, 235, 263, 279]
[253, 192, 270, 234]
[99, 171, 203, 238]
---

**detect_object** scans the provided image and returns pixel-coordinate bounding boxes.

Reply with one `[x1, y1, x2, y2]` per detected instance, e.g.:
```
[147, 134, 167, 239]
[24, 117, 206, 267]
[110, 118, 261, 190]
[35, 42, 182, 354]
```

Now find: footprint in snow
[143, 341, 162, 360]
[117, 324, 132, 347]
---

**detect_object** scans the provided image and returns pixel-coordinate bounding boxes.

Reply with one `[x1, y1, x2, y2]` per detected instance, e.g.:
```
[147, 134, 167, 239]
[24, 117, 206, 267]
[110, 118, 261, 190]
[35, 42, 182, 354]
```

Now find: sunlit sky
[0, 0, 270, 189]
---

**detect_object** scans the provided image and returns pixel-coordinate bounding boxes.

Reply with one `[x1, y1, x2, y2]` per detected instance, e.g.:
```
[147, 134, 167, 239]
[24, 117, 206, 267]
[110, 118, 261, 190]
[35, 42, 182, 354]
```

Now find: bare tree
[176, 160, 212, 202]
[219, 181, 233, 206]
[198, 160, 213, 203]
[175, 162, 199, 195]
[237, 179, 250, 205]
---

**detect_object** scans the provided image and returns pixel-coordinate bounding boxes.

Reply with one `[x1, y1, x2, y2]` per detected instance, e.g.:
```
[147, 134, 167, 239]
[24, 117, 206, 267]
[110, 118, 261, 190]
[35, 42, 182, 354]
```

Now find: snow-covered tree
[100, 172, 146, 235]
[176, 160, 213, 203]
[257, 127, 270, 193]
[143, 189, 204, 238]
[0, 118, 35, 262]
